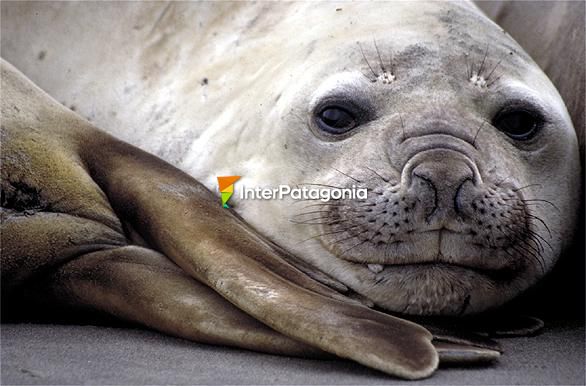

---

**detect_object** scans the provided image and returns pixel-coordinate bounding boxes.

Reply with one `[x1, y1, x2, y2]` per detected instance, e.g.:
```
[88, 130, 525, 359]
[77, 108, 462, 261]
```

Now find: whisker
[356, 202, 377, 208]
[500, 212, 551, 245]
[478, 43, 490, 75]
[526, 214, 552, 238]
[507, 242, 545, 274]
[527, 229, 553, 251]
[501, 220, 552, 251]
[373, 38, 386, 73]
[333, 228, 370, 245]
[332, 166, 362, 183]
[340, 239, 369, 257]
[299, 224, 362, 243]
[472, 120, 486, 148]
[359, 69, 377, 83]
[297, 182, 346, 189]
[358, 42, 378, 78]
[388, 48, 395, 76]
[290, 197, 350, 205]
[503, 244, 545, 275]
[520, 199, 559, 211]
[399, 113, 406, 139]
[487, 74, 503, 88]
[364, 166, 390, 183]
[297, 202, 352, 210]
[513, 184, 542, 192]
[501, 197, 559, 211]
[290, 218, 350, 226]
[500, 227, 543, 256]
[485, 58, 502, 80]
[292, 210, 338, 217]
[495, 214, 546, 254]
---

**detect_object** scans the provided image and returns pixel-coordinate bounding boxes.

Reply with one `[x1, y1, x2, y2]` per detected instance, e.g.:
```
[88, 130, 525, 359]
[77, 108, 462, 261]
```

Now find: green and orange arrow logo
[217, 176, 241, 208]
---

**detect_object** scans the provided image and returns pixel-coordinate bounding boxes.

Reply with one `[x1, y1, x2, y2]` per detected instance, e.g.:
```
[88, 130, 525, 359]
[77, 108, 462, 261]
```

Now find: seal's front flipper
[45, 246, 327, 358]
[419, 313, 544, 366]
[429, 327, 501, 365]
[434, 341, 500, 365]
[1, 217, 325, 356]
[420, 318, 502, 365]
[81, 137, 438, 379]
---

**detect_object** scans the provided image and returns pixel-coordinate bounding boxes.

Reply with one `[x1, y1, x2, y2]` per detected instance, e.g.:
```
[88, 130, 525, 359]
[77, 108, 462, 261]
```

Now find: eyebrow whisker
[478, 43, 490, 75]
[472, 120, 486, 148]
[359, 70, 377, 82]
[487, 74, 503, 88]
[358, 41, 378, 79]
[373, 38, 386, 73]
[486, 58, 503, 80]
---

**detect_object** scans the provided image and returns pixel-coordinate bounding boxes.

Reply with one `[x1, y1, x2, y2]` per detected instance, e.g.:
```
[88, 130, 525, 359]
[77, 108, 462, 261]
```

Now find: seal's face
[223, 2, 580, 316]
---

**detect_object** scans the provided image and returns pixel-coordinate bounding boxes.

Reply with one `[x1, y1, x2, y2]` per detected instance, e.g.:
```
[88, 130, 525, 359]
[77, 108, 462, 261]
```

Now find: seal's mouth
[332, 228, 519, 273]
[360, 261, 519, 281]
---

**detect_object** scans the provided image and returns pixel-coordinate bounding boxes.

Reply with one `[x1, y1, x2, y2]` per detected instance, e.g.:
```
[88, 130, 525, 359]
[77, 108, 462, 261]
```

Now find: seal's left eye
[317, 107, 357, 135]
[493, 110, 541, 141]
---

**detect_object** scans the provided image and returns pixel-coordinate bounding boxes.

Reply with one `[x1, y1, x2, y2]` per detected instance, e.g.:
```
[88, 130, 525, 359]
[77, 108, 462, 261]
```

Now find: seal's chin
[349, 261, 521, 315]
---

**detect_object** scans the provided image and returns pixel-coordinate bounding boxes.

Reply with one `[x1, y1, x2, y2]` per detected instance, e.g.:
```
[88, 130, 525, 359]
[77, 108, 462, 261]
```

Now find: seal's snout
[402, 149, 478, 221]
[410, 157, 474, 220]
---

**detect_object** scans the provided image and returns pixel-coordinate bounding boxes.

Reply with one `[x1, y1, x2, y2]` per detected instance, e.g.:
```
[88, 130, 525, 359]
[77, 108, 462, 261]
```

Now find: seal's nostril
[413, 172, 435, 188]
[454, 178, 474, 215]
[411, 171, 438, 220]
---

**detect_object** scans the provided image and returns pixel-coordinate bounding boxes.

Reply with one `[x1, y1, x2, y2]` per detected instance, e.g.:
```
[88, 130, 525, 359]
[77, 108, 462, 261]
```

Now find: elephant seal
[0, 1, 581, 379]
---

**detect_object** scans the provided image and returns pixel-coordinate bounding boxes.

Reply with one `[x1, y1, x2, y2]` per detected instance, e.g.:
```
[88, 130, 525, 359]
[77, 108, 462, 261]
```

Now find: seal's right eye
[316, 106, 357, 135]
[493, 107, 544, 141]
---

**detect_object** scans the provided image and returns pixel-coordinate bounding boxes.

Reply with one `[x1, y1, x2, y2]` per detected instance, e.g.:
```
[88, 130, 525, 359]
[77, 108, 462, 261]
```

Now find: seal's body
[1, 1, 581, 379]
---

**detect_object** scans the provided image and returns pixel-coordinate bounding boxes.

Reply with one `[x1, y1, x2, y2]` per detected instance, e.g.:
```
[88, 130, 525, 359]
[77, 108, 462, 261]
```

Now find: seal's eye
[317, 107, 357, 134]
[493, 110, 541, 140]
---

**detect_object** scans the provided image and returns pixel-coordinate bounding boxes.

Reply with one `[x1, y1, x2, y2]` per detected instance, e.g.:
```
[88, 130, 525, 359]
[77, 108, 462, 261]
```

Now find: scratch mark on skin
[19, 368, 41, 378]
[149, 3, 172, 35]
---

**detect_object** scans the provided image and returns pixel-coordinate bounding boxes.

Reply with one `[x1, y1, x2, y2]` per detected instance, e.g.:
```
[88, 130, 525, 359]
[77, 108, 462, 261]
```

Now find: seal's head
[193, 2, 580, 315]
